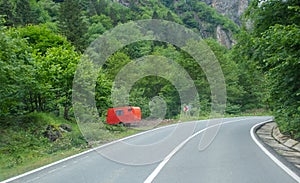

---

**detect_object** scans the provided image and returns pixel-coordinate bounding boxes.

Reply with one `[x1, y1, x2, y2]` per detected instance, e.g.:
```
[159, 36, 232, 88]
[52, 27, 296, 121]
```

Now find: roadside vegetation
[0, 0, 299, 181]
[0, 112, 141, 180]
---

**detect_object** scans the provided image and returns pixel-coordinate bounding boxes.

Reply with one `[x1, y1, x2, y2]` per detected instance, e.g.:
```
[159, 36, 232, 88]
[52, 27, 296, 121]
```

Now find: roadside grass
[0, 147, 85, 181]
[0, 112, 140, 181]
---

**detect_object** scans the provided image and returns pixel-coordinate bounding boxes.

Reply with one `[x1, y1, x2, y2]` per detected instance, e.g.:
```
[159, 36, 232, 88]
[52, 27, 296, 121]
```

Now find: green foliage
[239, 0, 300, 137]
[205, 38, 244, 106]
[0, 0, 14, 26]
[37, 46, 80, 119]
[0, 25, 34, 116]
[104, 52, 132, 80]
[0, 24, 80, 120]
[10, 0, 51, 26]
[58, 0, 88, 52]
[95, 71, 113, 117]
[229, 31, 266, 111]
[18, 24, 69, 54]
[256, 24, 300, 137]
[38, 0, 60, 22]
[173, 0, 239, 36]
[244, 0, 300, 36]
[225, 103, 241, 115]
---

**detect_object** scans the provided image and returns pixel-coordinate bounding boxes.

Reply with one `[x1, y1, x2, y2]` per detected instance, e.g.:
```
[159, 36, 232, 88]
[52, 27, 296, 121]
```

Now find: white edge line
[0, 116, 246, 183]
[144, 118, 249, 183]
[250, 120, 300, 183]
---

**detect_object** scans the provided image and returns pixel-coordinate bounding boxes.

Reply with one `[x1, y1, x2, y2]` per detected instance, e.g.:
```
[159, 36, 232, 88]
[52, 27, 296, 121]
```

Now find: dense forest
[0, 0, 243, 120]
[0, 0, 299, 179]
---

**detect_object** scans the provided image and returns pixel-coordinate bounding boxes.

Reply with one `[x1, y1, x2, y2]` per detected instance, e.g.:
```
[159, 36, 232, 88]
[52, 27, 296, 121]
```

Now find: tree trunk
[64, 105, 69, 120]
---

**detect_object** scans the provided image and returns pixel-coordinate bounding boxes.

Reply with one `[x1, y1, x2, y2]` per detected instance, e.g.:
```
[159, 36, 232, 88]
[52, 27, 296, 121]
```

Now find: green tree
[0, 0, 15, 26]
[38, 0, 60, 21]
[15, 0, 33, 26]
[104, 52, 131, 80]
[205, 38, 244, 113]
[59, 0, 88, 52]
[95, 71, 113, 117]
[255, 24, 300, 137]
[152, 10, 160, 19]
[240, 0, 300, 137]
[0, 25, 34, 116]
[244, 0, 300, 36]
[85, 15, 113, 44]
[37, 46, 80, 119]
[18, 24, 68, 54]
[165, 11, 175, 21]
[15, 24, 78, 119]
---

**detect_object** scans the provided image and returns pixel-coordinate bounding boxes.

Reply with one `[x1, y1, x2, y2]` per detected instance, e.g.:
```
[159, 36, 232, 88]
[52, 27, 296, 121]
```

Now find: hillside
[114, 0, 244, 48]
[1, 0, 299, 181]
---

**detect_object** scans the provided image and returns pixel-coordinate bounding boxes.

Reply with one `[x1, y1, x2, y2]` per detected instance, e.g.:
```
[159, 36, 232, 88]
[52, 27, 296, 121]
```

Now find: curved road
[3, 116, 300, 183]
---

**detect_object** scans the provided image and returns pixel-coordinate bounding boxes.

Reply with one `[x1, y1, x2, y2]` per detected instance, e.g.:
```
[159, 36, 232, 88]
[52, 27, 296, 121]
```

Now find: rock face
[115, 0, 250, 48]
[115, 0, 249, 25]
[209, 0, 250, 25]
[216, 25, 233, 49]
[195, 0, 250, 48]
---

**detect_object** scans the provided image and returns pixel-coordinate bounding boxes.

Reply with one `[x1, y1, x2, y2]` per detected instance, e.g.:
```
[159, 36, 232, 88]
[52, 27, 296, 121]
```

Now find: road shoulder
[256, 122, 300, 173]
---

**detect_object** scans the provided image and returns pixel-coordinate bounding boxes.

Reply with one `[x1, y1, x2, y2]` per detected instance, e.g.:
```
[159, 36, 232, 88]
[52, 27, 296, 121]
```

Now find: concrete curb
[272, 125, 300, 152]
[256, 122, 300, 169]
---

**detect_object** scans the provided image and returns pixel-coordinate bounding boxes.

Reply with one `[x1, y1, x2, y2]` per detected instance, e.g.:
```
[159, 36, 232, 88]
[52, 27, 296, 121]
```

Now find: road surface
[3, 116, 300, 183]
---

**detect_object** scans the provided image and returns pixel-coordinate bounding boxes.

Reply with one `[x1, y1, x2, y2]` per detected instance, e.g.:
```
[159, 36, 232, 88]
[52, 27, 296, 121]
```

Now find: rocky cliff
[208, 0, 250, 25]
[185, 0, 250, 48]
[114, 0, 250, 48]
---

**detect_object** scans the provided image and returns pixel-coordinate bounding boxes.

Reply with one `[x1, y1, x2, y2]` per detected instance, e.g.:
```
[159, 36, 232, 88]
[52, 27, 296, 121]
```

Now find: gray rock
[59, 124, 72, 132]
[44, 125, 62, 142]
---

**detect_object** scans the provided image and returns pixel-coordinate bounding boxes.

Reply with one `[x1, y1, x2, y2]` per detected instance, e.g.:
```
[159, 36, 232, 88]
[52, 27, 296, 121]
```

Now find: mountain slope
[113, 0, 246, 48]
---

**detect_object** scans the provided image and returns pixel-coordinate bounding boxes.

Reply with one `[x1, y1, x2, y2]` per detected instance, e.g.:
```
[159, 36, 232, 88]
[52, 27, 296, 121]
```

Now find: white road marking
[144, 118, 249, 183]
[250, 120, 300, 183]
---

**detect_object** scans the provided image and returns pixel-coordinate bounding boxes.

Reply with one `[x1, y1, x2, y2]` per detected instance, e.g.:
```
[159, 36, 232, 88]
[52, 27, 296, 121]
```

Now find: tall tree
[0, 0, 15, 26]
[59, 0, 88, 52]
[15, 0, 33, 26]
[38, 46, 80, 119]
[0, 25, 34, 116]
[18, 24, 81, 119]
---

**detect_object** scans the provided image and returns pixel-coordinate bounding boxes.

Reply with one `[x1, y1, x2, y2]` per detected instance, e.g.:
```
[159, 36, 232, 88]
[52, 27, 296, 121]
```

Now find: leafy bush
[225, 104, 241, 115]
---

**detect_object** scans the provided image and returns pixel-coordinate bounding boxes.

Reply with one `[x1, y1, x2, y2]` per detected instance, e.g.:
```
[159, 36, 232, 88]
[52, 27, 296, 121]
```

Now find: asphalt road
[3, 116, 300, 183]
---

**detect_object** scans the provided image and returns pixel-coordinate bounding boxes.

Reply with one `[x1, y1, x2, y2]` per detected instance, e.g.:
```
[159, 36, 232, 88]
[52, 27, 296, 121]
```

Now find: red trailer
[106, 106, 141, 126]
